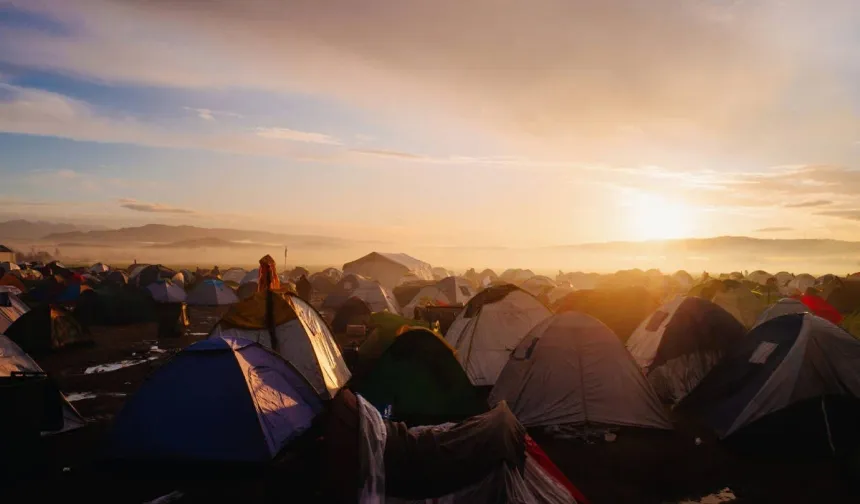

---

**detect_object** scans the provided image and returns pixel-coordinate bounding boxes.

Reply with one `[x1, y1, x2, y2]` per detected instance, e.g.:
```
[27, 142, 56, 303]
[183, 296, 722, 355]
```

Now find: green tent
[352, 327, 485, 426]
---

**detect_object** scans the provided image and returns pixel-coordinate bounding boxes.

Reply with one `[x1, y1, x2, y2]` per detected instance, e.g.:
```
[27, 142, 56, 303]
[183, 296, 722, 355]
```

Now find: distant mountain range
[0, 220, 107, 241]
[42, 223, 353, 249]
[147, 237, 266, 249]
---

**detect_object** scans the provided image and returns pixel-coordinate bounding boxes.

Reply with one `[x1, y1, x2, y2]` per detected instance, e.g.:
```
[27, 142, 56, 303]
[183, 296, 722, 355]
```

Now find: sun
[628, 194, 694, 241]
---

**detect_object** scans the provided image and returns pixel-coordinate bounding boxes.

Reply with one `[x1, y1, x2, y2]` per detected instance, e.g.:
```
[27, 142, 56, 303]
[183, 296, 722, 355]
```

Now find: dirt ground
[3, 307, 860, 503]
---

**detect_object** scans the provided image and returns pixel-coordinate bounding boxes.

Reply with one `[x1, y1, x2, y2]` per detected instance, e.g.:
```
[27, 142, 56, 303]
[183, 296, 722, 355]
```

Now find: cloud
[6, 0, 860, 166]
[255, 127, 341, 145]
[350, 148, 425, 160]
[182, 106, 241, 121]
[118, 198, 195, 214]
[817, 210, 860, 221]
[755, 227, 794, 233]
[784, 200, 832, 208]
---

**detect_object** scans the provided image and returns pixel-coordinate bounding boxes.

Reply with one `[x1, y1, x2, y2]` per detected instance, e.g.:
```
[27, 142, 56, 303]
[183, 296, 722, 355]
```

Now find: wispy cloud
[255, 127, 341, 145]
[817, 210, 860, 221]
[785, 200, 832, 208]
[755, 227, 794, 233]
[350, 148, 425, 160]
[118, 198, 195, 214]
[182, 107, 241, 121]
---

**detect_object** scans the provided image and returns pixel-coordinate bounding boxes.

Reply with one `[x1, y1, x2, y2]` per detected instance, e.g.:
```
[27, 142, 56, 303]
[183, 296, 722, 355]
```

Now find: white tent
[89, 262, 109, 273]
[343, 252, 433, 289]
[221, 268, 247, 284]
[520, 275, 557, 296]
[783, 274, 816, 296]
[402, 277, 474, 315]
[490, 312, 672, 429]
[209, 293, 350, 399]
[351, 281, 401, 314]
[774, 271, 794, 287]
[747, 270, 774, 286]
[754, 298, 809, 328]
[240, 269, 260, 285]
[626, 296, 747, 404]
[0, 335, 85, 435]
[446, 285, 552, 386]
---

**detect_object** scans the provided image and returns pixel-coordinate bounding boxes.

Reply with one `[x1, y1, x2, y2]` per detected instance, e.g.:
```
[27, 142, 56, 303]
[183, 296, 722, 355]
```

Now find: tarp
[491, 313, 671, 429]
[104, 337, 323, 465]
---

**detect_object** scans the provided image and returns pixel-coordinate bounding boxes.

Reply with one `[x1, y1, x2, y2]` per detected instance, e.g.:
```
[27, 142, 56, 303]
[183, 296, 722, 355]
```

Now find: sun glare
[629, 194, 693, 241]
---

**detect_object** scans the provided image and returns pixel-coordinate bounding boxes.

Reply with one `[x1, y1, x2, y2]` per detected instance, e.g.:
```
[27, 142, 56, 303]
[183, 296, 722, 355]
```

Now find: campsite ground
[4, 307, 860, 503]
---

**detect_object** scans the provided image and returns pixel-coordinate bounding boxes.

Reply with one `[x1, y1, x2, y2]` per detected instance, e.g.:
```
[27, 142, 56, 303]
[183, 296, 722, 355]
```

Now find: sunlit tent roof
[554, 286, 660, 342]
[104, 336, 323, 465]
[221, 268, 247, 284]
[491, 312, 672, 429]
[432, 266, 452, 280]
[520, 275, 557, 296]
[627, 296, 746, 404]
[402, 277, 475, 316]
[0, 335, 85, 435]
[784, 273, 816, 295]
[89, 262, 110, 274]
[774, 271, 795, 286]
[0, 290, 29, 335]
[0, 273, 27, 293]
[343, 252, 433, 288]
[187, 279, 239, 306]
[4, 304, 91, 354]
[445, 284, 552, 386]
[353, 327, 485, 425]
[0, 261, 20, 272]
[747, 270, 774, 286]
[210, 292, 350, 399]
[680, 314, 860, 453]
[132, 264, 176, 288]
[693, 279, 765, 329]
[672, 270, 695, 289]
[499, 268, 535, 285]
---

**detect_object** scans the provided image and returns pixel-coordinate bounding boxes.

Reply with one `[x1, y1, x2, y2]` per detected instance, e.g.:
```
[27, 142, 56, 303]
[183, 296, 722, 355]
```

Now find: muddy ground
[2, 306, 859, 503]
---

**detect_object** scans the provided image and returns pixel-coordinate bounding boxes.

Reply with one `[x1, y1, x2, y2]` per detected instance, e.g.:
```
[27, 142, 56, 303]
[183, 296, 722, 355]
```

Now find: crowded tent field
[3, 253, 860, 503]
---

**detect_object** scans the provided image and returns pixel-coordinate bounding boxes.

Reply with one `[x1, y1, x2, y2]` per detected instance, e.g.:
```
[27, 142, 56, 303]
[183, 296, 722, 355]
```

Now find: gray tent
[681, 313, 860, 453]
[489, 312, 672, 429]
[754, 298, 809, 327]
[187, 279, 239, 306]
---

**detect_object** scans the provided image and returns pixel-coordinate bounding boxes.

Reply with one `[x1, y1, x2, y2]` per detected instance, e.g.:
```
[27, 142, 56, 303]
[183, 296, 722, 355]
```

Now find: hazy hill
[44, 224, 352, 248]
[0, 220, 106, 240]
[148, 237, 264, 249]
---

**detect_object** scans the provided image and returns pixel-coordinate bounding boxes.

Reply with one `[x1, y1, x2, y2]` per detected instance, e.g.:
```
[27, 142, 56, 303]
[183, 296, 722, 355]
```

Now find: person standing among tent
[296, 274, 312, 302]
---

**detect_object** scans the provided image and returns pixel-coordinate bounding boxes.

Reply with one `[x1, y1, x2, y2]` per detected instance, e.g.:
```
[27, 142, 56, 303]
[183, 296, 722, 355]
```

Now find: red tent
[798, 294, 843, 325]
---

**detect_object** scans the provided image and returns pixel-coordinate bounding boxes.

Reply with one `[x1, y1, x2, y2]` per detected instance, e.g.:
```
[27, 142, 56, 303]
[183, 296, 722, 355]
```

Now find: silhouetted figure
[296, 274, 312, 302]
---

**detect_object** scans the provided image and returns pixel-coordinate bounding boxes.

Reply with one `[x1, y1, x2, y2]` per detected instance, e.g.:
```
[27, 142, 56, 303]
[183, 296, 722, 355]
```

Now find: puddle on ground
[84, 356, 160, 374]
[188, 332, 209, 336]
[676, 488, 736, 504]
[67, 392, 127, 402]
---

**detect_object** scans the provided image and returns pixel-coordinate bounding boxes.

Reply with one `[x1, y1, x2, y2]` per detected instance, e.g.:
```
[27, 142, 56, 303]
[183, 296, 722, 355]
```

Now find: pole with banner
[284, 246, 288, 274]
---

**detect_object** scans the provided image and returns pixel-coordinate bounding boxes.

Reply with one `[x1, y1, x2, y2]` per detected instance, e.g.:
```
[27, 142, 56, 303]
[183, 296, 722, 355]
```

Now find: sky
[2, 0, 860, 249]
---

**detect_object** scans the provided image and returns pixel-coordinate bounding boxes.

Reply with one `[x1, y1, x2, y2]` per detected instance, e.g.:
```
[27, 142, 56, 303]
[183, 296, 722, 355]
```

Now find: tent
[554, 286, 660, 342]
[354, 312, 430, 369]
[400, 276, 474, 316]
[147, 280, 188, 304]
[0, 261, 20, 272]
[239, 269, 259, 285]
[445, 284, 552, 386]
[0, 335, 85, 435]
[104, 271, 128, 286]
[747, 270, 774, 286]
[128, 263, 149, 280]
[104, 337, 323, 466]
[490, 312, 672, 429]
[672, 270, 695, 290]
[520, 275, 557, 297]
[499, 268, 535, 285]
[797, 294, 843, 325]
[133, 264, 177, 288]
[352, 327, 485, 426]
[708, 282, 765, 329]
[774, 271, 794, 287]
[546, 285, 575, 306]
[680, 314, 860, 454]
[73, 285, 156, 326]
[221, 268, 247, 284]
[89, 263, 110, 274]
[0, 273, 27, 293]
[626, 297, 747, 404]
[343, 252, 434, 289]
[755, 298, 809, 327]
[392, 280, 436, 308]
[822, 278, 860, 315]
[321, 274, 372, 311]
[209, 292, 350, 399]
[344, 281, 400, 315]
[187, 279, 239, 306]
[432, 266, 451, 280]
[331, 297, 373, 335]
[4, 304, 91, 354]
[236, 282, 258, 300]
[0, 290, 29, 334]
[784, 274, 816, 295]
